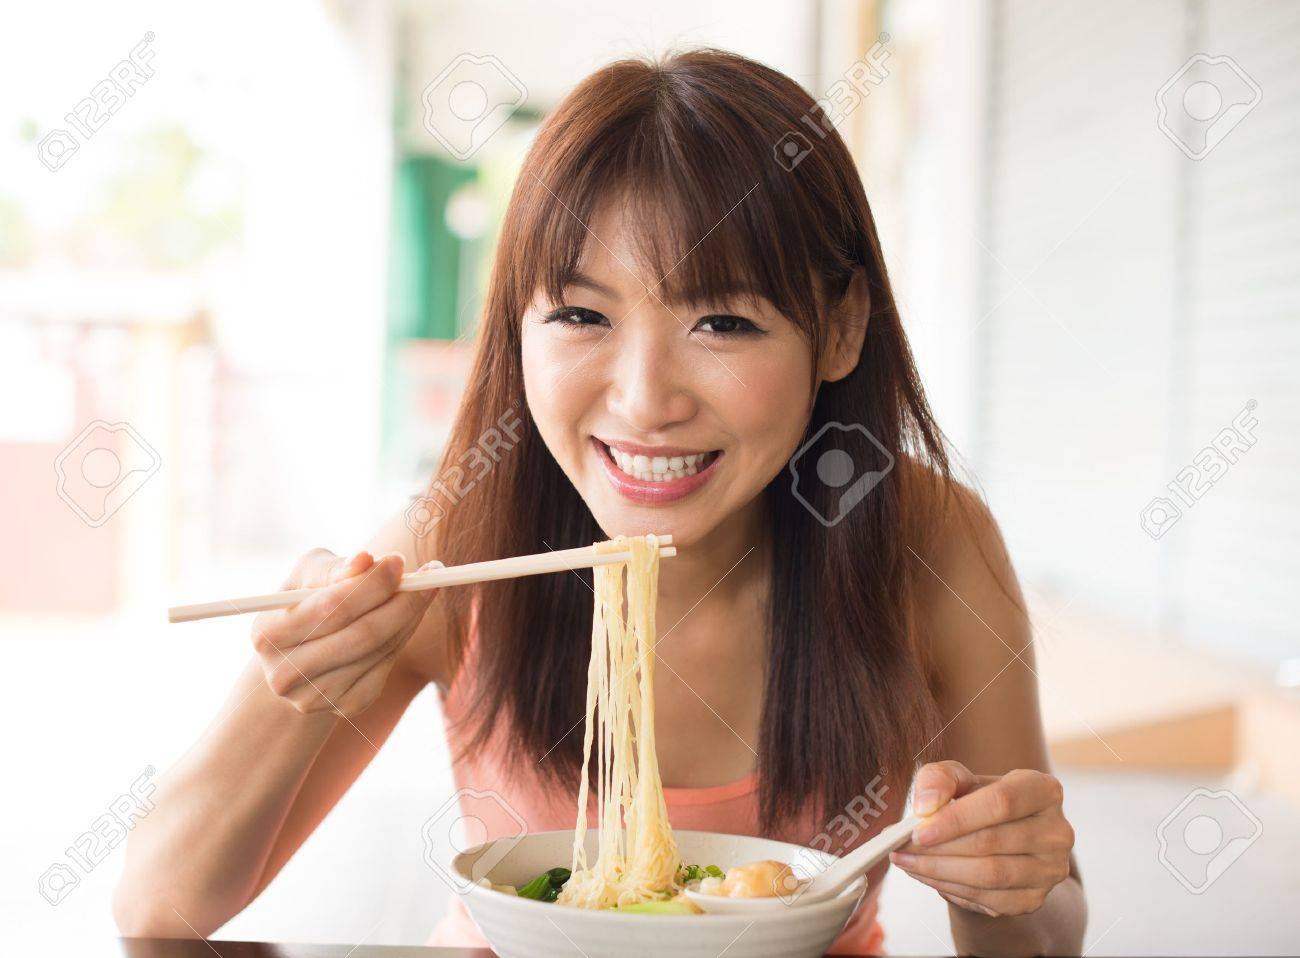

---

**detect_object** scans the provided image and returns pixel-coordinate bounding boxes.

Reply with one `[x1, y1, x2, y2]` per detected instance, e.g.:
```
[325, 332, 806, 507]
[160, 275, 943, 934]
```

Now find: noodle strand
[558, 535, 680, 908]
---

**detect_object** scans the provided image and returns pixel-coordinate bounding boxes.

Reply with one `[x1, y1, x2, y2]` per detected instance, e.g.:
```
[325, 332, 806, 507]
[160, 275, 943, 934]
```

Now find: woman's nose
[605, 320, 698, 433]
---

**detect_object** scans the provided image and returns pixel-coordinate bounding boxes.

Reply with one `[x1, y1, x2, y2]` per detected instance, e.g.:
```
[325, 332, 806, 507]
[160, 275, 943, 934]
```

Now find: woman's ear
[818, 269, 870, 383]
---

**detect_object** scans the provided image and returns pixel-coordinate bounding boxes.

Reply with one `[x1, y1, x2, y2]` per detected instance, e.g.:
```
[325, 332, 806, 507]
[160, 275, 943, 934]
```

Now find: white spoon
[684, 813, 924, 914]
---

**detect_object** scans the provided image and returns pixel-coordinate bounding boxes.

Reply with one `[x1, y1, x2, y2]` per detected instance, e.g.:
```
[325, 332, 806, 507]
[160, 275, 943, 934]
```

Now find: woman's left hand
[889, 760, 1075, 918]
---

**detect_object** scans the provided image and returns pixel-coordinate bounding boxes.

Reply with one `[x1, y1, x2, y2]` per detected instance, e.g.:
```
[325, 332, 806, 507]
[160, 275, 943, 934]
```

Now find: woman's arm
[892, 488, 1086, 957]
[114, 517, 449, 937]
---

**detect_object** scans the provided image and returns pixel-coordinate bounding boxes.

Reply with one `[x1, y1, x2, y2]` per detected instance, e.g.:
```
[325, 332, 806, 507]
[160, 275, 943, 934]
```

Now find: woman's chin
[586, 493, 716, 546]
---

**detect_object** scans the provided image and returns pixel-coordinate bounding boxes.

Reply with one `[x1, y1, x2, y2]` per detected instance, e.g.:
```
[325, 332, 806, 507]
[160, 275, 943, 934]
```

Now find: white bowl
[451, 829, 865, 958]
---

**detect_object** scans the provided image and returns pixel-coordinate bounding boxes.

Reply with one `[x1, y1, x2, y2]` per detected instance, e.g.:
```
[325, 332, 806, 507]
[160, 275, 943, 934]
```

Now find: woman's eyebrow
[564, 270, 768, 310]
[673, 284, 767, 309]
[564, 270, 621, 298]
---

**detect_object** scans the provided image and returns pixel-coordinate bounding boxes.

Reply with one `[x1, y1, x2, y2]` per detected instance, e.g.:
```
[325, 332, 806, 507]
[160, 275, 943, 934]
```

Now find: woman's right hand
[251, 549, 440, 717]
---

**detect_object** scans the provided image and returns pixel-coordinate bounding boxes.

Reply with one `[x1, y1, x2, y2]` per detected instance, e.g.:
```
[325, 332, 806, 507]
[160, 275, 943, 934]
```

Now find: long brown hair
[418, 49, 950, 829]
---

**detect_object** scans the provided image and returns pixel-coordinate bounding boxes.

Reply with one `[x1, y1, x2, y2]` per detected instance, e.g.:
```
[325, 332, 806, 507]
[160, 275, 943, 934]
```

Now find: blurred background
[3, 0, 1297, 953]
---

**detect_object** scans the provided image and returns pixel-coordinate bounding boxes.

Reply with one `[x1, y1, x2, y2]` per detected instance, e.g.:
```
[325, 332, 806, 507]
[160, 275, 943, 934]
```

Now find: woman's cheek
[521, 335, 567, 447]
[729, 349, 815, 467]
[522, 334, 601, 469]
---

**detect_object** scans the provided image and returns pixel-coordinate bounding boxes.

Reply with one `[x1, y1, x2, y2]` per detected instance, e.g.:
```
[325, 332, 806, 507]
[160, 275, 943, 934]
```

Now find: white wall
[973, 0, 1299, 671]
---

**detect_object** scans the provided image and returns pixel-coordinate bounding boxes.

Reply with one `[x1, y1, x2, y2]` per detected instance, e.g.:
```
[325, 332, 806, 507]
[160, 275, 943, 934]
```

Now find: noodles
[558, 534, 681, 909]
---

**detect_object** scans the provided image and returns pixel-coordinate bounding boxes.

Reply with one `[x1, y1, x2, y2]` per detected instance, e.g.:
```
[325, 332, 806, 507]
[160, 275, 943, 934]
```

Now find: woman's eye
[693, 314, 762, 336]
[542, 306, 609, 329]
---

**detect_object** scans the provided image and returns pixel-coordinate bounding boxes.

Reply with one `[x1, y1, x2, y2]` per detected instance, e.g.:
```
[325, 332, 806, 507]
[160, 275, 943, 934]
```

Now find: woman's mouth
[592, 438, 723, 504]
[607, 445, 718, 482]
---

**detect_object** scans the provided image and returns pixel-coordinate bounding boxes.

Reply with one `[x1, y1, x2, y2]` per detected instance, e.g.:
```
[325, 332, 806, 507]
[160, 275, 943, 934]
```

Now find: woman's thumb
[912, 760, 975, 815]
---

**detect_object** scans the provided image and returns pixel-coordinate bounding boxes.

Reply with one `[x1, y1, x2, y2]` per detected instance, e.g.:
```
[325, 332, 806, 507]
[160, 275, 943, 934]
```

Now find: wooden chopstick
[167, 536, 676, 624]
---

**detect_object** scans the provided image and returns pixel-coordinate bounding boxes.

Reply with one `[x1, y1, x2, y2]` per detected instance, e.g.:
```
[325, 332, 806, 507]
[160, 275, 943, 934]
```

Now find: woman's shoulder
[899, 456, 1026, 649]
[900, 456, 998, 553]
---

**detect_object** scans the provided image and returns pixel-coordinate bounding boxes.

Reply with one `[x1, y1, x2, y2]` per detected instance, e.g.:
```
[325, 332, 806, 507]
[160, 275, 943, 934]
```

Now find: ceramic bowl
[451, 829, 864, 958]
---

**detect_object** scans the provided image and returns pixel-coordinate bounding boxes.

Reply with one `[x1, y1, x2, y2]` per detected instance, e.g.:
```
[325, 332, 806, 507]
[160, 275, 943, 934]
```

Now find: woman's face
[521, 203, 818, 547]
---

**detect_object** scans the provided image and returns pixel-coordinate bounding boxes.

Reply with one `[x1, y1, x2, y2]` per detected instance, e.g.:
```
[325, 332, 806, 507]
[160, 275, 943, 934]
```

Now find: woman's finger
[258, 557, 442, 710]
[911, 760, 990, 815]
[265, 575, 436, 698]
[913, 770, 1062, 846]
[280, 548, 372, 590]
[907, 874, 1049, 917]
[280, 553, 408, 638]
[252, 551, 391, 654]
[273, 585, 425, 674]
[273, 641, 398, 712]
[940, 893, 998, 918]
[334, 650, 403, 716]
[891, 851, 1066, 890]
[903, 813, 1073, 857]
[331, 560, 438, 647]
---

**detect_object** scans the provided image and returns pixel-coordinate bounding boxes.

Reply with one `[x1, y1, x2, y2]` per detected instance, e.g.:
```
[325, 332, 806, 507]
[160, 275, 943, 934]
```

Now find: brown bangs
[503, 51, 863, 356]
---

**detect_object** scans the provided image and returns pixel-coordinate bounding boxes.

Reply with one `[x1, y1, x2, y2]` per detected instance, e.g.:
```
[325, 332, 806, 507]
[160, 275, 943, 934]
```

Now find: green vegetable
[677, 863, 725, 883]
[516, 874, 553, 900]
[515, 866, 573, 902]
[616, 899, 698, 915]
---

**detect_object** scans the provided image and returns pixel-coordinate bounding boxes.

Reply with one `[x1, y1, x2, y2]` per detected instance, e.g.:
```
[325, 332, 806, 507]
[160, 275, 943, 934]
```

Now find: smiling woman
[523, 207, 818, 515]
[416, 48, 1082, 955]
[115, 48, 1082, 958]
[431, 47, 942, 837]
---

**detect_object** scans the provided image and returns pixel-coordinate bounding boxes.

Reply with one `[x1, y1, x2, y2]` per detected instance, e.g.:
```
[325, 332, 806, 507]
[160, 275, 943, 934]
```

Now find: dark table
[119, 944, 494, 958]
[119, 940, 890, 957]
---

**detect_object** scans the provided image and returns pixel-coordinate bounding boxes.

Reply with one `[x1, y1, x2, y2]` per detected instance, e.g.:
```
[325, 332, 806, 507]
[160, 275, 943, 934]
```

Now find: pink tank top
[426, 659, 888, 955]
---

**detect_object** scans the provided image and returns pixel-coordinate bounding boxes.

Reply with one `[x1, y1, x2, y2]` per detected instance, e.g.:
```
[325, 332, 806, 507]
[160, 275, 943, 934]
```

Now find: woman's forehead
[574, 202, 664, 281]
[565, 202, 769, 308]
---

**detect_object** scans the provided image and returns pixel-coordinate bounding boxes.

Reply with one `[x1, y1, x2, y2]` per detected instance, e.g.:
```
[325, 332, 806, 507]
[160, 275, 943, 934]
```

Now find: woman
[116, 50, 1085, 955]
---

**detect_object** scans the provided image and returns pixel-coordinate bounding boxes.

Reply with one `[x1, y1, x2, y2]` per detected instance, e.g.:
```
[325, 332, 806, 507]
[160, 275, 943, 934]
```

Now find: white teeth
[606, 445, 714, 483]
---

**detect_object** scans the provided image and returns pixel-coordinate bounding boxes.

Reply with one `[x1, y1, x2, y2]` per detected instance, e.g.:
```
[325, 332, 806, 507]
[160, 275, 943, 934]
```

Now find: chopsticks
[167, 535, 676, 624]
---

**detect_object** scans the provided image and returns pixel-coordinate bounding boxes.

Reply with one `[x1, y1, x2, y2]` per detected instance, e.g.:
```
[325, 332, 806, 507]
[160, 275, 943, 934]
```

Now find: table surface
[118, 943, 494, 958]
[118, 939, 896, 958]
